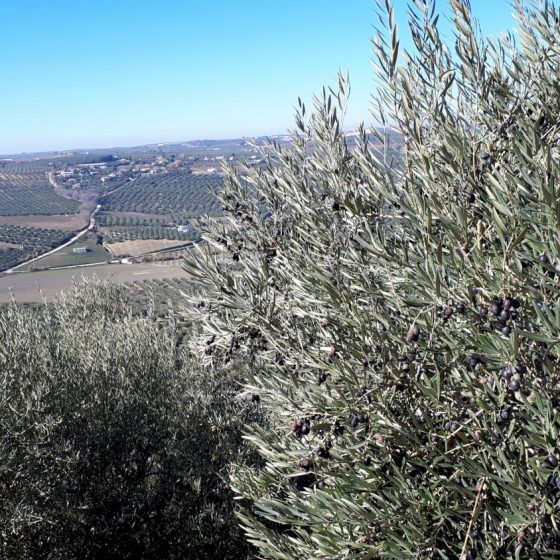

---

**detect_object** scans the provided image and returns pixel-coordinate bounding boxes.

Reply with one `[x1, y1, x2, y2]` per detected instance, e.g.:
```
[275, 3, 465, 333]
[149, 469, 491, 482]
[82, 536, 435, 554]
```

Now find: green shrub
[0, 281, 257, 559]
[187, 1, 560, 557]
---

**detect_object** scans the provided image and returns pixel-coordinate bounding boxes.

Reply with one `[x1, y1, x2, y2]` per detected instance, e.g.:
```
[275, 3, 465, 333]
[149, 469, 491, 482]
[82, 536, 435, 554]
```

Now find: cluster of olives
[500, 362, 526, 392]
[440, 299, 466, 323]
[479, 296, 521, 336]
[443, 420, 461, 432]
[397, 351, 416, 374]
[292, 418, 310, 437]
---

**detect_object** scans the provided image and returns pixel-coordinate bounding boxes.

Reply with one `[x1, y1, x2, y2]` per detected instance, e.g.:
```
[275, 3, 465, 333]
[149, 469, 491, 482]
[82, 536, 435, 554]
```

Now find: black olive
[315, 447, 330, 458]
[502, 298, 512, 310]
[508, 379, 520, 391]
[491, 303, 501, 316]
[443, 306, 454, 318]
[406, 325, 420, 343]
[501, 367, 514, 380]
[498, 310, 510, 322]
[467, 355, 480, 369]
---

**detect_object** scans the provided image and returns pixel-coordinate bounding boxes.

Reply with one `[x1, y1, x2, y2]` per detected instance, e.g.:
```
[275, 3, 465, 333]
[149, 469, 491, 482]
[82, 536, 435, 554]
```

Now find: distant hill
[0, 128, 403, 160]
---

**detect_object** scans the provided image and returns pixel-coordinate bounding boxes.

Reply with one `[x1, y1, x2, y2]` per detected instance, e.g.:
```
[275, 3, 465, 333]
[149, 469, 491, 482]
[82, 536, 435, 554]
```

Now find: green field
[18, 233, 110, 271]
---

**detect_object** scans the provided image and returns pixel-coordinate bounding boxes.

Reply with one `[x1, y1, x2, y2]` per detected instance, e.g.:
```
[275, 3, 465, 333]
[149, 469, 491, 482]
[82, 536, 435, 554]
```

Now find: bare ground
[105, 239, 192, 257]
[0, 215, 87, 231]
[0, 262, 189, 303]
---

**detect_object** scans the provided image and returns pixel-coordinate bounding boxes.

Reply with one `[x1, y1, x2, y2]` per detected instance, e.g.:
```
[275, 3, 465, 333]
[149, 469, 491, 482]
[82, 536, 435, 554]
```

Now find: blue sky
[0, 1, 517, 154]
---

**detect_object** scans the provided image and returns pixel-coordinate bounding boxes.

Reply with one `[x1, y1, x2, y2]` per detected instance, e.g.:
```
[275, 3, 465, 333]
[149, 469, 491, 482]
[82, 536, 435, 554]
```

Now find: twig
[460, 477, 487, 559]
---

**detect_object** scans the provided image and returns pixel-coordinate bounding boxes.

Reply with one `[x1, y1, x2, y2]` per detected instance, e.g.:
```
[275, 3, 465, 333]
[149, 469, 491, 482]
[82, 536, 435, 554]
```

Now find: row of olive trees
[187, 0, 560, 558]
[0, 281, 259, 559]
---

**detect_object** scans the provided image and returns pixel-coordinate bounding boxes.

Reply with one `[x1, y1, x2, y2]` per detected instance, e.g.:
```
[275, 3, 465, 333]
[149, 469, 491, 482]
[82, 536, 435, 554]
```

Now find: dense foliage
[187, 1, 560, 558]
[0, 171, 79, 216]
[102, 171, 221, 216]
[0, 281, 258, 559]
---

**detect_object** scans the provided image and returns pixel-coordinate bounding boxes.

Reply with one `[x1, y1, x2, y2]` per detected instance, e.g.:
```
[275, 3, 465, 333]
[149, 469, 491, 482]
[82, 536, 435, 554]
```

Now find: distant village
[52, 150, 265, 191]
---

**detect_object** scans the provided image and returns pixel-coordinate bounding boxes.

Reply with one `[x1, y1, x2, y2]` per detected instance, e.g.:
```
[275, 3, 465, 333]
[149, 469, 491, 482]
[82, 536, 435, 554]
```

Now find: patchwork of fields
[0, 154, 224, 276]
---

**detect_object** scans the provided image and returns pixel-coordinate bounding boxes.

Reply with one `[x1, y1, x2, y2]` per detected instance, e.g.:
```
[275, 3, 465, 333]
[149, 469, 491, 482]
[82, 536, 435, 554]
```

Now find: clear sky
[0, 0, 517, 154]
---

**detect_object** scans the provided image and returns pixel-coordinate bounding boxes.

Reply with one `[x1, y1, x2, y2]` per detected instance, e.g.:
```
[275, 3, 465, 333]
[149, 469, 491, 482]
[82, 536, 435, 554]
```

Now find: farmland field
[0, 171, 80, 216]
[100, 224, 198, 244]
[98, 211, 170, 221]
[0, 214, 87, 230]
[0, 224, 74, 272]
[105, 239, 193, 257]
[0, 262, 189, 302]
[102, 171, 221, 216]
[18, 233, 111, 271]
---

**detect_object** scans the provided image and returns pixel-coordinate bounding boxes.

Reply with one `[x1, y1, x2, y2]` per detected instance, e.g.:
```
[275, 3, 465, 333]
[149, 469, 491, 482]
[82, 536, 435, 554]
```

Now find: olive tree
[0, 281, 257, 559]
[187, 1, 560, 557]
